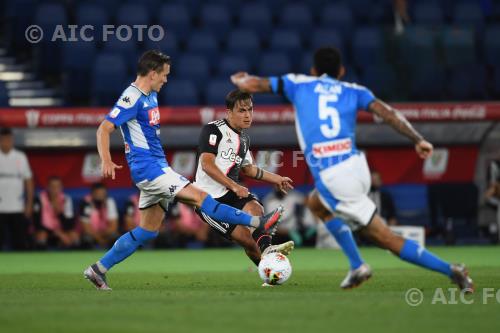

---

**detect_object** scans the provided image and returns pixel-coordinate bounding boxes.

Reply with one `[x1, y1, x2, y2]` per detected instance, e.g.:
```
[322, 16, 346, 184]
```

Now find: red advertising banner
[27, 147, 478, 189]
[1, 102, 500, 128]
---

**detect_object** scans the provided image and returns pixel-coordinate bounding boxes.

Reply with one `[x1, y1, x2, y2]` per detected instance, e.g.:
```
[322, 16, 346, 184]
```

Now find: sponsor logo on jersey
[148, 107, 160, 125]
[109, 107, 121, 118]
[221, 148, 243, 165]
[226, 130, 232, 143]
[312, 138, 352, 158]
[209, 134, 217, 146]
[117, 95, 133, 108]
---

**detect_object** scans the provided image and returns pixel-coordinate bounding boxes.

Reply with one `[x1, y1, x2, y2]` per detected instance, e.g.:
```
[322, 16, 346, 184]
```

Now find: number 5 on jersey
[319, 94, 341, 138]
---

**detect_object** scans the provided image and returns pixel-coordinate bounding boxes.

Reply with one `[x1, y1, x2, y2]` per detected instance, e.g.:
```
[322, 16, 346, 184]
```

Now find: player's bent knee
[243, 201, 264, 216]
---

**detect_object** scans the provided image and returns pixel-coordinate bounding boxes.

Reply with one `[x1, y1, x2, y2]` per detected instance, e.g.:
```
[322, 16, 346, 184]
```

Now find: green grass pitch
[0, 246, 499, 333]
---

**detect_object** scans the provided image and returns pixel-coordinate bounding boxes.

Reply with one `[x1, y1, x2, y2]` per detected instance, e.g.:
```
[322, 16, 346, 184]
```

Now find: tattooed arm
[367, 99, 434, 159]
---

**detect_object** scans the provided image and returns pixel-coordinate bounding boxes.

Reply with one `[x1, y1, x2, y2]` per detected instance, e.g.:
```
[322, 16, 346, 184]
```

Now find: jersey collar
[224, 119, 242, 134]
[130, 83, 150, 96]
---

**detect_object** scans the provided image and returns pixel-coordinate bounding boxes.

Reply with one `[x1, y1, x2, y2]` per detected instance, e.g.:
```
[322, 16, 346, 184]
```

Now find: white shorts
[315, 153, 376, 231]
[136, 167, 190, 210]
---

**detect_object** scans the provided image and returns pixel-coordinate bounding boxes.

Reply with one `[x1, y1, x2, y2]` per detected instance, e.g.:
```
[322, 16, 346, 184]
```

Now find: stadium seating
[257, 52, 292, 77]
[185, 30, 220, 64]
[492, 66, 500, 98]
[144, 32, 180, 61]
[216, 55, 251, 77]
[0, 81, 9, 107]
[91, 54, 128, 106]
[453, 1, 485, 31]
[399, 26, 439, 69]
[409, 66, 446, 101]
[268, 29, 303, 67]
[157, 3, 192, 39]
[309, 28, 344, 57]
[442, 27, 476, 67]
[278, 3, 314, 40]
[116, 3, 150, 27]
[320, 3, 354, 41]
[483, 25, 500, 66]
[199, 4, 232, 40]
[33, 3, 68, 75]
[238, 3, 273, 40]
[413, 1, 445, 26]
[447, 64, 487, 100]
[75, 3, 109, 43]
[62, 41, 97, 102]
[174, 54, 210, 88]
[204, 78, 235, 105]
[360, 65, 399, 101]
[352, 27, 386, 68]
[3, 0, 499, 106]
[160, 79, 199, 106]
[225, 29, 261, 67]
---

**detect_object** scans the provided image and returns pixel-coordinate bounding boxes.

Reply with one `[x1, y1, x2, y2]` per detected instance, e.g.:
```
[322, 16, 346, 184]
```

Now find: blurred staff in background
[79, 182, 119, 248]
[368, 170, 398, 226]
[0, 127, 34, 250]
[263, 188, 316, 247]
[33, 176, 79, 249]
[484, 161, 500, 243]
[123, 192, 141, 232]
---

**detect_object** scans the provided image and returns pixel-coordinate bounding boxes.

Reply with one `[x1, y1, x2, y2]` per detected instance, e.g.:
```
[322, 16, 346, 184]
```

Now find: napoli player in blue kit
[84, 50, 284, 290]
[231, 47, 474, 292]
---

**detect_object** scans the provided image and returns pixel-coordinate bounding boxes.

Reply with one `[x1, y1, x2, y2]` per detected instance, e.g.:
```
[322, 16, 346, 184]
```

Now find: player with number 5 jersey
[231, 47, 473, 292]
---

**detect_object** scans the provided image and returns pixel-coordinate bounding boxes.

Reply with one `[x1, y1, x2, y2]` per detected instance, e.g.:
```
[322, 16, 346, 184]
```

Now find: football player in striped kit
[194, 89, 295, 269]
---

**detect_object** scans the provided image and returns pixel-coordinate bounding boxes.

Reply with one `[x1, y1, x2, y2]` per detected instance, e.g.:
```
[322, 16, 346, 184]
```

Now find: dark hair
[225, 89, 252, 110]
[313, 47, 342, 78]
[91, 182, 106, 191]
[0, 127, 13, 136]
[137, 50, 171, 76]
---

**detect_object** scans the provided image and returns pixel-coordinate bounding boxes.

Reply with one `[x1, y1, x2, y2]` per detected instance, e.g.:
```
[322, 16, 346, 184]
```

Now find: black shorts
[195, 191, 261, 240]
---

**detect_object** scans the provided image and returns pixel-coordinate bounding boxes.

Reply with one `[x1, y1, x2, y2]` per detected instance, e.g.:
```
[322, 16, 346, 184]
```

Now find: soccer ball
[258, 253, 292, 285]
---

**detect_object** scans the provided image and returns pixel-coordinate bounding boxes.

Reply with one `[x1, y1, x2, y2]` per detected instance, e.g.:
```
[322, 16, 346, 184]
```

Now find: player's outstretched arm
[200, 152, 249, 198]
[368, 99, 433, 159]
[230, 72, 272, 93]
[96, 120, 122, 179]
[241, 164, 294, 194]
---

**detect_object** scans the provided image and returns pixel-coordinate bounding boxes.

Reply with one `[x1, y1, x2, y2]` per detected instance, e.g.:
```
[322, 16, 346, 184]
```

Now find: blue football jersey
[269, 74, 375, 175]
[105, 83, 168, 183]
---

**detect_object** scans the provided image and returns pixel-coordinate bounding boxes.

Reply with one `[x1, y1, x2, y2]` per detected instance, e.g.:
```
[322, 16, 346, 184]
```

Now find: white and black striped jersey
[193, 119, 253, 198]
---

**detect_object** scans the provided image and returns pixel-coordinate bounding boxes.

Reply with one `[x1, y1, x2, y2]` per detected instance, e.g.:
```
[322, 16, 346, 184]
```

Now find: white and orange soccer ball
[258, 252, 292, 285]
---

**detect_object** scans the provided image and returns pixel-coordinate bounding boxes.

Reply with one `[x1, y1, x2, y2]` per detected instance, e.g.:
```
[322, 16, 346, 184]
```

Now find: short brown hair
[225, 90, 252, 110]
[137, 50, 171, 76]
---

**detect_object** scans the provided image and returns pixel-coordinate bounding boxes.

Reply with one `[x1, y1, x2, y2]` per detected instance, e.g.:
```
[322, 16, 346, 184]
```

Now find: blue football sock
[325, 218, 364, 270]
[99, 227, 158, 271]
[200, 195, 253, 227]
[399, 239, 452, 277]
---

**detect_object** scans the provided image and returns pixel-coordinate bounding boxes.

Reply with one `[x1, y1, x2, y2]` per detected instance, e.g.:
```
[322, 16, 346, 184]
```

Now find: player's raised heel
[450, 264, 474, 293]
[84, 265, 112, 291]
[340, 263, 372, 289]
[259, 206, 284, 234]
[262, 240, 295, 257]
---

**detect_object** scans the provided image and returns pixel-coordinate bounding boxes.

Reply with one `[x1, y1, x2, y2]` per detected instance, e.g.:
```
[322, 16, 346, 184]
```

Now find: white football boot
[340, 263, 372, 289]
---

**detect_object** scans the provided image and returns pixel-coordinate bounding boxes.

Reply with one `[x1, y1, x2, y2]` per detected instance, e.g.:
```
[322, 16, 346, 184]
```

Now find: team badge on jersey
[148, 107, 160, 126]
[209, 134, 217, 146]
[109, 107, 121, 118]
